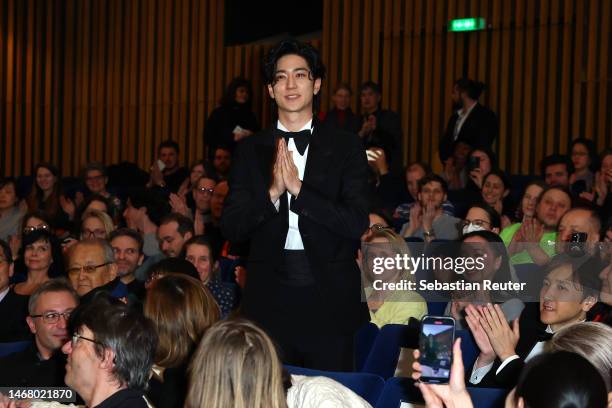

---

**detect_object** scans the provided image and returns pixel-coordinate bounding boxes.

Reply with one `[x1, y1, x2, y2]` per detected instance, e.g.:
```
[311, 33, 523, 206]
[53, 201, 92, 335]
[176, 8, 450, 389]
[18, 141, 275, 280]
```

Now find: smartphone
[366, 149, 381, 161]
[157, 159, 166, 172]
[419, 316, 455, 384]
[568, 232, 588, 257]
[467, 156, 480, 171]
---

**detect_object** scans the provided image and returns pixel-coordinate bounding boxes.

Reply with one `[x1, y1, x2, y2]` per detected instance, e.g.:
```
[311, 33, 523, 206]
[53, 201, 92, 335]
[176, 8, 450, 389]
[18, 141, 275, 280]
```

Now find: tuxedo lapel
[303, 124, 333, 188]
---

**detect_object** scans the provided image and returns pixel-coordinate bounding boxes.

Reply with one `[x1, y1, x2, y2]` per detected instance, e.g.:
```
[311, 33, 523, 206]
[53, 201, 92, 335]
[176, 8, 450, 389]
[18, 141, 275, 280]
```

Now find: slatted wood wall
[0, 0, 610, 177]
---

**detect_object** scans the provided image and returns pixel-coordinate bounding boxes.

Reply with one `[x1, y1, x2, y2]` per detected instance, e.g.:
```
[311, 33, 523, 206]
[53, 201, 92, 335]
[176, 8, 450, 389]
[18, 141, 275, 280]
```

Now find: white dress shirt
[453, 102, 478, 140]
[0, 286, 9, 303]
[274, 119, 313, 250]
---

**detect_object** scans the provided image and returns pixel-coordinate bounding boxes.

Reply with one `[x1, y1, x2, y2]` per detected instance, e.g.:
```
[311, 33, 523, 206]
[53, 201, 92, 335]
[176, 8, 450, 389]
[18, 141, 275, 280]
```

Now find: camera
[568, 232, 587, 257]
[467, 156, 480, 171]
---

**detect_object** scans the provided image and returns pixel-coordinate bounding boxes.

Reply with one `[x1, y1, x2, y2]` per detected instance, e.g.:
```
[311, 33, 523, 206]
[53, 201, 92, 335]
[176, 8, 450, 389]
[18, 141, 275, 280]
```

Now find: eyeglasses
[67, 262, 111, 276]
[368, 224, 391, 232]
[194, 187, 214, 195]
[23, 224, 50, 235]
[71, 333, 104, 348]
[81, 229, 107, 239]
[462, 219, 490, 227]
[31, 311, 72, 324]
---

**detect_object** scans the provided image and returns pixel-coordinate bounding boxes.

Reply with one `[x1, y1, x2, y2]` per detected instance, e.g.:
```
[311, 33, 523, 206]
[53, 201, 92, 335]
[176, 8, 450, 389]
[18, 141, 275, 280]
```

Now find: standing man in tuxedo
[221, 39, 369, 370]
[439, 78, 499, 164]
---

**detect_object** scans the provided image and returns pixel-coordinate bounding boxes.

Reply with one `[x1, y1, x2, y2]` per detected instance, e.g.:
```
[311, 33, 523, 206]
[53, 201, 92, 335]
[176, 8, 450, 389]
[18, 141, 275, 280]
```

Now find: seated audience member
[588, 149, 612, 220]
[411, 344, 607, 408]
[555, 207, 601, 256]
[186, 319, 370, 408]
[320, 82, 360, 133]
[468, 254, 602, 388]
[366, 147, 405, 212]
[145, 257, 201, 289]
[67, 239, 122, 299]
[400, 175, 461, 242]
[145, 274, 220, 408]
[358, 81, 402, 173]
[501, 186, 571, 265]
[9, 211, 54, 263]
[14, 229, 64, 296]
[546, 322, 612, 392]
[0, 177, 25, 242]
[0, 239, 30, 341]
[78, 193, 118, 226]
[205, 180, 230, 258]
[441, 140, 471, 191]
[447, 230, 522, 329]
[541, 153, 574, 188]
[80, 209, 115, 240]
[147, 140, 189, 193]
[157, 213, 194, 258]
[0, 279, 78, 386]
[361, 210, 393, 242]
[80, 162, 122, 215]
[513, 180, 546, 222]
[466, 147, 496, 190]
[570, 138, 599, 193]
[204, 77, 259, 159]
[175, 160, 206, 208]
[109, 228, 146, 302]
[480, 170, 514, 229]
[394, 162, 455, 228]
[205, 146, 232, 182]
[62, 292, 157, 407]
[26, 163, 73, 232]
[461, 203, 501, 235]
[191, 176, 216, 234]
[184, 235, 237, 318]
[361, 227, 427, 328]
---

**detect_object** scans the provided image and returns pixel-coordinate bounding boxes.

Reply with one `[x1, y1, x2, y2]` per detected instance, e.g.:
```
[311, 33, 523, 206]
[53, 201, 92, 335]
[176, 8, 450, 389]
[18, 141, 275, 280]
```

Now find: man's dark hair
[262, 39, 326, 113]
[109, 228, 144, 255]
[454, 78, 486, 100]
[29, 278, 79, 315]
[221, 77, 253, 108]
[333, 82, 352, 95]
[157, 139, 180, 155]
[81, 162, 107, 179]
[69, 292, 157, 390]
[483, 169, 511, 191]
[126, 188, 171, 226]
[540, 154, 575, 178]
[418, 174, 448, 195]
[535, 185, 573, 207]
[159, 213, 194, 237]
[406, 161, 433, 177]
[468, 202, 502, 229]
[0, 239, 12, 264]
[0, 177, 17, 193]
[543, 254, 603, 301]
[147, 257, 200, 282]
[359, 81, 381, 95]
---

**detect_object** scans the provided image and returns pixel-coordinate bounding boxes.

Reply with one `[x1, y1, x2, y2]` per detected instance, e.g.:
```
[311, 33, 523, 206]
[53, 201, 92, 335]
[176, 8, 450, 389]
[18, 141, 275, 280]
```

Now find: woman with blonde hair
[145, 273, 220, 408]
[186, 319, 287, 408]
[80, 209, 115, 240]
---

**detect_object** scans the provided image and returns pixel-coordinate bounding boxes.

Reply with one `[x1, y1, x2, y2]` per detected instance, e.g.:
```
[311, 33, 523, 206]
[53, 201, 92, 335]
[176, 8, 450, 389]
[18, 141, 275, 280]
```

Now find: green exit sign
[448, 18, 486, 32]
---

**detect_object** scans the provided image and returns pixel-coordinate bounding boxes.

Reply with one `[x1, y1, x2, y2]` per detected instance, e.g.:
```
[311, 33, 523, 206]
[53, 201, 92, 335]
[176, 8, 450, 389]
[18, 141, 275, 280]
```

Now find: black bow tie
[536, 329, 553, 342]
[277, 129, 311, 155]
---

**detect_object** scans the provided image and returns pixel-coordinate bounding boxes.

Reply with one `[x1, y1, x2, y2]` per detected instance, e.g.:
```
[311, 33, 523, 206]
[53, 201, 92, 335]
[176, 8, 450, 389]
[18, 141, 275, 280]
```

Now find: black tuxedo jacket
[439, 103, 499, 163]
[0, 288, 31, 342]
[220, 124, 370, 334]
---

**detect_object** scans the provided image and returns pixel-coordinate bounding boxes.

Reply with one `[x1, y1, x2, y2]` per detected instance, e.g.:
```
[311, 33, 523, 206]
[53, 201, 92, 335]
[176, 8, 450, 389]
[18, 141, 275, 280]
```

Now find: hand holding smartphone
[418, 316, 455, 384]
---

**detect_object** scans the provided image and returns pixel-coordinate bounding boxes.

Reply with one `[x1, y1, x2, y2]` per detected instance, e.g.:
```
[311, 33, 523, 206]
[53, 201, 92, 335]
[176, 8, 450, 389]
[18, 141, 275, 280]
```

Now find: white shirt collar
[0, 287, 9, 303]
[277, 119, 313, 133]
[546, 318, 586, 334]
[456, 101, 478, 118]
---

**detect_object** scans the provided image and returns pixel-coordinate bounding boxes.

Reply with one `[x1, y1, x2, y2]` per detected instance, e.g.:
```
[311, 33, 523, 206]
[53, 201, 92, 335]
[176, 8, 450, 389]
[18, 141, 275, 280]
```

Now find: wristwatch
[423, 230, 435, 238]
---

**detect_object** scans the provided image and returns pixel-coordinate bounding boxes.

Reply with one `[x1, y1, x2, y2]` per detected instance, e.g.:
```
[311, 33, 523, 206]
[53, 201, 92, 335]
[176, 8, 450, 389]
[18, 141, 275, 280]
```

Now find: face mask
[463, 223, 486, 235]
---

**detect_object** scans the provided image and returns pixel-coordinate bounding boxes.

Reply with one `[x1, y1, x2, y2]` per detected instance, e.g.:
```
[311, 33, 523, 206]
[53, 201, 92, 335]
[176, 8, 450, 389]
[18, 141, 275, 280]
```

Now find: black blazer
[0, 289, 30, 342]
[439, 103, 499, 163]
[220, 124, 370, 334]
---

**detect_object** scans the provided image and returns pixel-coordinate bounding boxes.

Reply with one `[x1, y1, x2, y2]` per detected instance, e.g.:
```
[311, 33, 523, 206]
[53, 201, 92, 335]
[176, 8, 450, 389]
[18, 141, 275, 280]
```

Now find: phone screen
[419, 316, 455, 383]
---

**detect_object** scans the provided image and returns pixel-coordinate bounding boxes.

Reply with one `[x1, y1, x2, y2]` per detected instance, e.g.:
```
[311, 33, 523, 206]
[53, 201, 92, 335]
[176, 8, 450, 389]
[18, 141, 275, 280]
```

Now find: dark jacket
[0, 288, 30, 342]
[94, 388, 148, 408]
[205, 103, 260, 158]
[0, 344, 66, 387]
[220, 124, 370, 335]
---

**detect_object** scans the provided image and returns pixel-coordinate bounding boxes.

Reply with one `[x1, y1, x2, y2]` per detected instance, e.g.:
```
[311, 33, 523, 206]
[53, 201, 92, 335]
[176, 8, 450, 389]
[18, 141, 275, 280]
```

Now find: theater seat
[467, 387, 508, 408]
[0, 340, 31, 357]
[284, 365, 385, 407]
[456, 329, 480, 371]
[361, 321, 419, 379]
[375, 377, 422, 408]
[354, 322, 380, 371]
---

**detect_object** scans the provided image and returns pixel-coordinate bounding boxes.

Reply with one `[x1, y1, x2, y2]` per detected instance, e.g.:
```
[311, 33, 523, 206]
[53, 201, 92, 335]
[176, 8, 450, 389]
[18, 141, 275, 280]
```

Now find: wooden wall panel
[0, 0, 610, 178]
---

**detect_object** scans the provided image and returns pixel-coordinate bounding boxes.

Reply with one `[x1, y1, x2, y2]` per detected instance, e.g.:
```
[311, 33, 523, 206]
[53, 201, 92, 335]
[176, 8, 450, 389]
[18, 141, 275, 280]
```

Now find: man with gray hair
[0, 278, 78, 386]
[67, 239, 127, 300]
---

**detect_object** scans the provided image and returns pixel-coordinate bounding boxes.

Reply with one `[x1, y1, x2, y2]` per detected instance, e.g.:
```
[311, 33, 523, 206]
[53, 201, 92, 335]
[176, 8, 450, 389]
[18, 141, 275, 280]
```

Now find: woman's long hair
[26, 163, 62, 220]
[186, 319, 287, 408]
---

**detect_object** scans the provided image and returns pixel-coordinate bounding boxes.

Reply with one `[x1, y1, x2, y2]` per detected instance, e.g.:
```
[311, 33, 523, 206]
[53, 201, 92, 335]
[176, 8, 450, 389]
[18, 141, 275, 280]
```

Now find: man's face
[418, 181, 446, 209]
[211, 182, 229, 220]
[360, 88, 380, 113]
[27, 291, 77, 357]
[406, 166, 426, 201]
[535, 189, 571, 229]
[555, 209, 600, 254]
[158, 221, 192, 258]
[0, 251, 14, 292]
[332, 88, 351, 111]
[544, 163, 570, 187]
[193, 178, 216, 212]
[122, 200, 146, 230]
[84, 170, 107, 195]
[213, 149, 232, 175]
[62, 325, 104, 398]
[159, 147, 178, 171]
[68, 244, 117, 296]
[539, 264, 593, 327]
[0, 183, 18, 211]
[268, 54, 321, 116]
[111, 236, 143, 278]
